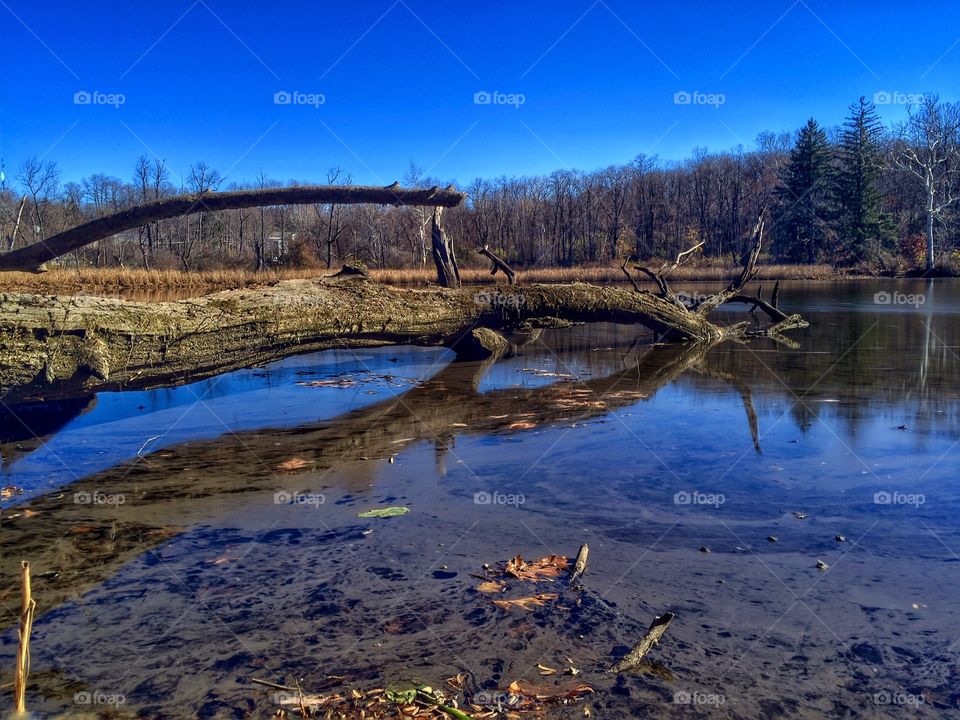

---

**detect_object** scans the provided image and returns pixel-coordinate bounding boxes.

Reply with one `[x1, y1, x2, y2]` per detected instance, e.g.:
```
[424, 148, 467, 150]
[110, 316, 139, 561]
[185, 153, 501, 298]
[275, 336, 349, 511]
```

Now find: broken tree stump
[431, 207, 461, 289]
[609, 611, 675, 673]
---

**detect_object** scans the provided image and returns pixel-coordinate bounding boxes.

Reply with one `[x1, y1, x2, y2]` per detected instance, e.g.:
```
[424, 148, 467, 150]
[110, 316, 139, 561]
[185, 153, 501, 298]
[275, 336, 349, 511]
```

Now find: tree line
[1, 95, 957, 273]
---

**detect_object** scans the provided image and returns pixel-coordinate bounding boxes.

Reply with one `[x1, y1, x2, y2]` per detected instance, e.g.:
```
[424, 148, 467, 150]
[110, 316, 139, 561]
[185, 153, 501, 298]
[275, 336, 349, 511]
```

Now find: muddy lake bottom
[1, 279, 959, 719]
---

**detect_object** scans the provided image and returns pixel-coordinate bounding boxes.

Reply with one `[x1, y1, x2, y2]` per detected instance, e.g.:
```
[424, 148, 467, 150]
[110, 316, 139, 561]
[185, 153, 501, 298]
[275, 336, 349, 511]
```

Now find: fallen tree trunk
[0, 275, 739, 402]
[0, 184, 466, 272]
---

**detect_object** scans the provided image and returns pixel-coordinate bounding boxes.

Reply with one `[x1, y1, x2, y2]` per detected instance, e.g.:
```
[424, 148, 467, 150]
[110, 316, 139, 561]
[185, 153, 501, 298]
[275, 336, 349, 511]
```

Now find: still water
[1, 280, 958, 718]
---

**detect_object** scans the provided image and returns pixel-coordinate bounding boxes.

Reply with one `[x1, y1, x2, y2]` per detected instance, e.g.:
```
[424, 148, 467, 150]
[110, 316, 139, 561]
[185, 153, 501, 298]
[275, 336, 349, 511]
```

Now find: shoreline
[0, 263, 951, 297]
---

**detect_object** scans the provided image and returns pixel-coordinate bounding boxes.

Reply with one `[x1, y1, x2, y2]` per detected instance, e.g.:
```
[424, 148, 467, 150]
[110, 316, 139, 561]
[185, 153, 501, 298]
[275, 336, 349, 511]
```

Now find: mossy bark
[0, 275, 731, 403]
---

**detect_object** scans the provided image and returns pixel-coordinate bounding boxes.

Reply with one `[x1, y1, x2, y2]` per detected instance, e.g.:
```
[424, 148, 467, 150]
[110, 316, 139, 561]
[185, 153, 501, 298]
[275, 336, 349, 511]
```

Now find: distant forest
[3, 95, 958, 273]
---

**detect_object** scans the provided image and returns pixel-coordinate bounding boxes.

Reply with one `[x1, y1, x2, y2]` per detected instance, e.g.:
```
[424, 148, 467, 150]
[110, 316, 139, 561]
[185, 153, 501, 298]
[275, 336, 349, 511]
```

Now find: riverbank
[0, 262, 848, 296]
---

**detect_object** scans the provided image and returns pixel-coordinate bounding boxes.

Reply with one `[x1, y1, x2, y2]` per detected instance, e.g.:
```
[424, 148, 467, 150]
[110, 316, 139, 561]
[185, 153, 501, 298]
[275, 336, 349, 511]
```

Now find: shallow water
[1, 279, 959, 719]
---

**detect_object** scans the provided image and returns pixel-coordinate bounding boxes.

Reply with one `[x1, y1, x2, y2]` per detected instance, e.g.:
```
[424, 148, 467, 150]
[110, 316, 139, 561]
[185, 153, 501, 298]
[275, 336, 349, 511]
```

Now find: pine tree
[772, 118, 832, 263]
[834, 97, 886, 262]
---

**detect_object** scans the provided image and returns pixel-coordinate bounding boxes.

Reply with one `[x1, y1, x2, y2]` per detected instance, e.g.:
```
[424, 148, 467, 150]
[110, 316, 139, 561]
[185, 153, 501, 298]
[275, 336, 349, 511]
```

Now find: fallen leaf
[492, 593, 558, 611]
[357, 506, 410, 518]
[507, 421, 536, 430]
[277, 458, 309, 471]
[1, 485, 23, 499]
[476, 580, 506, 593]
[537, 663, 557, 676]
[23, 509, 40, 518]
[503, 554, 569, 581]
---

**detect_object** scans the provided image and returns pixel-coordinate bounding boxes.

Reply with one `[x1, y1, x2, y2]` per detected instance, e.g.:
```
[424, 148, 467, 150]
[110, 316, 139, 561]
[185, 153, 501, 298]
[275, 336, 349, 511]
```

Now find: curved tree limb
[0, 184, 467, 272]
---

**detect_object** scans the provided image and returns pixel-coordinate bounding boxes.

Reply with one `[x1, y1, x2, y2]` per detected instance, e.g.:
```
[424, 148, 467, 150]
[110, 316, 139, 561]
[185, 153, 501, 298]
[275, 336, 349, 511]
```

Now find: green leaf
[357, 506, 410, 518]
[385, 688, 417, 704]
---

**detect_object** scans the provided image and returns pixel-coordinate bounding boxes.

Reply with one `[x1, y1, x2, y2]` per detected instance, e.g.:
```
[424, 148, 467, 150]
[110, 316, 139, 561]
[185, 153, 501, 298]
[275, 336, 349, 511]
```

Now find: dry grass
[373, 262, 840, 286]
[0, 262, 844, 297]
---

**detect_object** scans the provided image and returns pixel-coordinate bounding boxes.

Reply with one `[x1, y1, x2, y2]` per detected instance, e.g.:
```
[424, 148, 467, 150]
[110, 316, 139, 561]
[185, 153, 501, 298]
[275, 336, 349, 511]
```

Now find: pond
[1, 279, 958, 719]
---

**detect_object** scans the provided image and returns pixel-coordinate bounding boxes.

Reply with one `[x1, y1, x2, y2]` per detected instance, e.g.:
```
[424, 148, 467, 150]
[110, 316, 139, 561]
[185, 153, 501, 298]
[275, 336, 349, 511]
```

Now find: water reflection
[1, 280, 959, 719]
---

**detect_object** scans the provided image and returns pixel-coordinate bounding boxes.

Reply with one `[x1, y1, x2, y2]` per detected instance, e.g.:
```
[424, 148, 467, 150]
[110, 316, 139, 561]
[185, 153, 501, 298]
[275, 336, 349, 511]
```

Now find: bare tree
[893, 95, 960, 270]
[314, 167, 352, 268]
[17, 157, 60, 241]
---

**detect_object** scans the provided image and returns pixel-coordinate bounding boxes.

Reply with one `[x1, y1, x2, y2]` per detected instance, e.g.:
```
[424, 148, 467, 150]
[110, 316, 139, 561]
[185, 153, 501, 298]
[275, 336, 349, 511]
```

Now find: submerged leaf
[357, 506, 410, 518]
[476, 580, 506, 593]
[491, 593, 559, 611]
[503, 554, 569, 581]
[277, 458, 309, 471]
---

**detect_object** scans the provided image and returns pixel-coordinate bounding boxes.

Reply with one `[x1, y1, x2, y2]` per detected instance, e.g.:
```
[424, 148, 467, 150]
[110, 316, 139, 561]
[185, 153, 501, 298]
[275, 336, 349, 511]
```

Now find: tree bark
[0, 184, 466, 272]
[0, 272, 784, 403]
[431, 207, 461, 288]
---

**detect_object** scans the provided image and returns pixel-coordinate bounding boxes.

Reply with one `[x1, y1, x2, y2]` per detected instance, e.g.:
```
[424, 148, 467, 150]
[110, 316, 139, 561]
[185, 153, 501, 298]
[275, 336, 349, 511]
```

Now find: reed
[0, 262, 842, 296]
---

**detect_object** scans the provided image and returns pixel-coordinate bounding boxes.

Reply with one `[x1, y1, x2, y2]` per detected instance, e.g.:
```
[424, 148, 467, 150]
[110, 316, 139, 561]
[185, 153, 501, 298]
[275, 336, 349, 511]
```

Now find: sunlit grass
[0, 262, 841, 296]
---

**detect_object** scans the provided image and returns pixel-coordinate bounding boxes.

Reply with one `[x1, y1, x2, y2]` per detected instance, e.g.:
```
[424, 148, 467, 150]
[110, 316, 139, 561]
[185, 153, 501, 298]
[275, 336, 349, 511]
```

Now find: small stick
[250, 678, 298, 692]
[609, 611, 675, 673]
[14, 560, 37, 714]
[570, 543, 589, 585]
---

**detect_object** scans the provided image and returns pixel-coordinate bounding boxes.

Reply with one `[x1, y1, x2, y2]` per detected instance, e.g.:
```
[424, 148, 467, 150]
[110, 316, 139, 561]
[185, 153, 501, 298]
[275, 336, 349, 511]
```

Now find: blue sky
[1, 0, 958, 188]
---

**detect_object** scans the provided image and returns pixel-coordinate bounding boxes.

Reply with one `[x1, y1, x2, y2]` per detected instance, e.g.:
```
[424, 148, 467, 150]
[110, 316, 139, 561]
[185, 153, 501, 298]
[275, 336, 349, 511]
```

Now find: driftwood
[0, 184, 466, 272]
[477, 245, 516, 284]
[0, 264, 805, 403]
[609, 611, 675, 673]
[570, 544, 589, 585]
[14, 560, 36, 714]
[623, 214, 806, 341]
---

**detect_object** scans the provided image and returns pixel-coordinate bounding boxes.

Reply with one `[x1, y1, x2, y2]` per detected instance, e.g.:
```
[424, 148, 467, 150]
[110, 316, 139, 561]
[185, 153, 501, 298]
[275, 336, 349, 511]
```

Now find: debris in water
[491, 593, 559, 611]
[501, 554, 569, 581]
[357, 506, 410, 518]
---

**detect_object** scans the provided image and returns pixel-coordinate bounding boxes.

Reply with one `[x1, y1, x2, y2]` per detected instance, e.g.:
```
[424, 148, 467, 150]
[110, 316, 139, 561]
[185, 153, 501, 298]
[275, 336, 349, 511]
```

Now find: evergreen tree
[772, 118, 832, 263]
[834, 96, 886, 262]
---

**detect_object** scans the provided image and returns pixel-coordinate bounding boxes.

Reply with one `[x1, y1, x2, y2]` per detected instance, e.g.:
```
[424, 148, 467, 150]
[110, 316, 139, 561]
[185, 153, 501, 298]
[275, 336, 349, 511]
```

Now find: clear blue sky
[1, 0, 958, 188]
